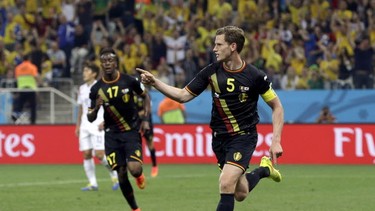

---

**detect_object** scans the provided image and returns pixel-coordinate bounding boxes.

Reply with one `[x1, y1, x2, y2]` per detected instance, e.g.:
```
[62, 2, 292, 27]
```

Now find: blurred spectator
[0, 0, 374, 93]
[92, 0, 110, 24]
[352, 35, 374, 89]
[182, 48, 199, 85]
[0, 5, 6, 36]
[318, 42, 340, 89]
[130, 33, 148, 66]
[150, 32, 167, 68]
[3, 11, 22, 51]
[70, 24, 90, 73]
[280, 66, 299, 90]
[164, 29, 187, 66]
[156, 57, 174, 86]
[157, 96, 186, 124]
[57, 14, 75, 77]
[266, 67, 282, 90]
[285, 38, 306, 76]
[62, 0, 76, 22]
[119, 43, 137, 74]
[76, 0, 94, 34]
[12, 54, 42, 124]
[40, 0, 61, 24]
[337, 49, 354, 89]
[0, 37, 8, 77]
[173, 62, 186, 88]
[47, 41, 66, 79]
[29, 39, 44, 74]
[295, 67, 310, 89]
[90, 19, 110, 56]
[41, 54, 53, 86]
[0, 69, 17, 88]
[316, 106, 336, 123]
[307, 65, 324, 89]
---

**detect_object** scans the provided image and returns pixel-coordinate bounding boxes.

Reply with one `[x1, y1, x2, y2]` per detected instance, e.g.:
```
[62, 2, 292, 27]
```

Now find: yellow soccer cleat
[260, 156, 282, 182]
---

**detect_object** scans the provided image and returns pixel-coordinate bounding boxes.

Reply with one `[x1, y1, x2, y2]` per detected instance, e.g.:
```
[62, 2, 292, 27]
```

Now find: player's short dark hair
[216, 26, 245, 53]
[84, 62, 100, 77]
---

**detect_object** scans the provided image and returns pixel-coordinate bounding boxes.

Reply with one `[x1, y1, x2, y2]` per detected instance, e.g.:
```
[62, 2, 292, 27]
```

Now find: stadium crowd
[0, 0, 375, 90]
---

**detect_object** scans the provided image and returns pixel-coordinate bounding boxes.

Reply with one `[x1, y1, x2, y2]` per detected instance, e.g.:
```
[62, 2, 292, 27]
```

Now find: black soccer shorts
[212, 132, 257, 172]
[104, 130, 143, 170]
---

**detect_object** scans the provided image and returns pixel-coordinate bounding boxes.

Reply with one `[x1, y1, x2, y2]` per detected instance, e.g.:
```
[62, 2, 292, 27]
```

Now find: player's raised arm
[136, 68, 194, 103]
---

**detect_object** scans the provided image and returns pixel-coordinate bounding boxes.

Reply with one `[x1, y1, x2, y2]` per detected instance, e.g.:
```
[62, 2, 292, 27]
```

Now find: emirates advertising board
[0, 124, 374, 164]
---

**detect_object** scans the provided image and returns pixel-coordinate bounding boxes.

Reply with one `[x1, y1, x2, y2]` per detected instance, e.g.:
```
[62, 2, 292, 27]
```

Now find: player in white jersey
[75, 62, 119, 191]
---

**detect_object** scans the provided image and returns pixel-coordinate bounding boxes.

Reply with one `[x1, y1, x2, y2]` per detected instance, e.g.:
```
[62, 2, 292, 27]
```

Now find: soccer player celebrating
[137, 26, 284, 211]
[75, 62, 119, 191]
[88, 48, 151, 211]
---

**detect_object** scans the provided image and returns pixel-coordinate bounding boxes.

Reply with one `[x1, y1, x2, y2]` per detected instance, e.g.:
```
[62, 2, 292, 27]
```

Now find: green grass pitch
[0, 164, 374, 211]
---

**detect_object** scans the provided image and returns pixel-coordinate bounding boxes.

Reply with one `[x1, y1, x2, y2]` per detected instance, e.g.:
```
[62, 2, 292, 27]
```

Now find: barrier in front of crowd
[0, 124, 374, 165]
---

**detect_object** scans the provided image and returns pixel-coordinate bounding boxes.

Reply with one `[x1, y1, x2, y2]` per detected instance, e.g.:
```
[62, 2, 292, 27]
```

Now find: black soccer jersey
[89, 72, 146, 132]
[134, 92, 152, 121]
[186, 61, 272, 136]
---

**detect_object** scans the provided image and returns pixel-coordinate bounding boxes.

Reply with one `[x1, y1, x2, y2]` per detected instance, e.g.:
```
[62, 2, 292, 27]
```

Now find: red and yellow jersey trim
[102, 71, 121, 84]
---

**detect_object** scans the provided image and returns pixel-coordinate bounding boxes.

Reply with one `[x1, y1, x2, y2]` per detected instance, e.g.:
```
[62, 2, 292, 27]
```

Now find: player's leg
[105, 132, 140, 210]
[93, 132, 119, 190]
[79, 130, 98, 191]
[214, 133, 257, 209]
[235, 157, 282, 203]
[124, 131, 145, 189]
[240, 156, 282, 197]
[144, 129, 158, 177]
[217, 164, 243, 211]
[117, 165, 140, 210]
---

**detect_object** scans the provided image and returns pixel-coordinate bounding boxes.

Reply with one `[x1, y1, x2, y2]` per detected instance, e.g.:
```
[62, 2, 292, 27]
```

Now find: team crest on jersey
[135, 150, 141, 157]
[122, 88, 129, 94]
[238, 93, 248, 103]
[240, 86, 249, 92]
[233, 152, 242, 161]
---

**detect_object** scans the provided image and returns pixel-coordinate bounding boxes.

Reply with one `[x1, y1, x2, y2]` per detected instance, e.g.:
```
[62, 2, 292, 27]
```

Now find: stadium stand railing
[0, 84, 77, 124]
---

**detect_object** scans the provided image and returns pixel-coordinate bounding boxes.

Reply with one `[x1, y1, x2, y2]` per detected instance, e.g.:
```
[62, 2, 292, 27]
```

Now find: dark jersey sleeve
[89, 84, 99, 110]
[186, 63, 218, 96]
[255, 68, 272, 95]
[132, 77, 146, 96]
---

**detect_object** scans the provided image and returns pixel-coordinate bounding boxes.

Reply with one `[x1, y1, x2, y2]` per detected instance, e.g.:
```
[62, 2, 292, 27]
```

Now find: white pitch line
[0, 174, 211, 188]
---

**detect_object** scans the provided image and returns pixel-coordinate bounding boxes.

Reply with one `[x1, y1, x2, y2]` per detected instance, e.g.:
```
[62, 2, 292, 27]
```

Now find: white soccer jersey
[77, 81, 104, 133]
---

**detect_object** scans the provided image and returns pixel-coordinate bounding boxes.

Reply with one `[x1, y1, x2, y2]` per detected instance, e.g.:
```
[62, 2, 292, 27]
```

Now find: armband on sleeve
[261, 87, 277, 102]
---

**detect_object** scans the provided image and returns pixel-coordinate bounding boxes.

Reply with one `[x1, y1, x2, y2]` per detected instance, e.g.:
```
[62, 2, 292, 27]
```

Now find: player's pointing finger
[136, 68, 147, 74]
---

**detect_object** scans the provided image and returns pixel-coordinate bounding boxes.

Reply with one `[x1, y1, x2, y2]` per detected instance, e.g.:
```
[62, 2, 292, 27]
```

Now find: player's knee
[128, 162, 142, 177]
[234, 192, 247, 202]
[83, 151, 93, 159]
[128, 168, 142, 177]
[219, 179, 236, 193]
[95, 151, 105, 160]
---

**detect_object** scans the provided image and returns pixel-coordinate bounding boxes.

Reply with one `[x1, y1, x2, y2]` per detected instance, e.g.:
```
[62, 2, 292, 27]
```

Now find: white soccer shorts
[79, 128, 105, 151]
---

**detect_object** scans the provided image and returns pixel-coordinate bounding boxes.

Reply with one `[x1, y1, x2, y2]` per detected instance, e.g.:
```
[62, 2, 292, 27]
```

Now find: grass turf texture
[0, 164, 374, 211]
